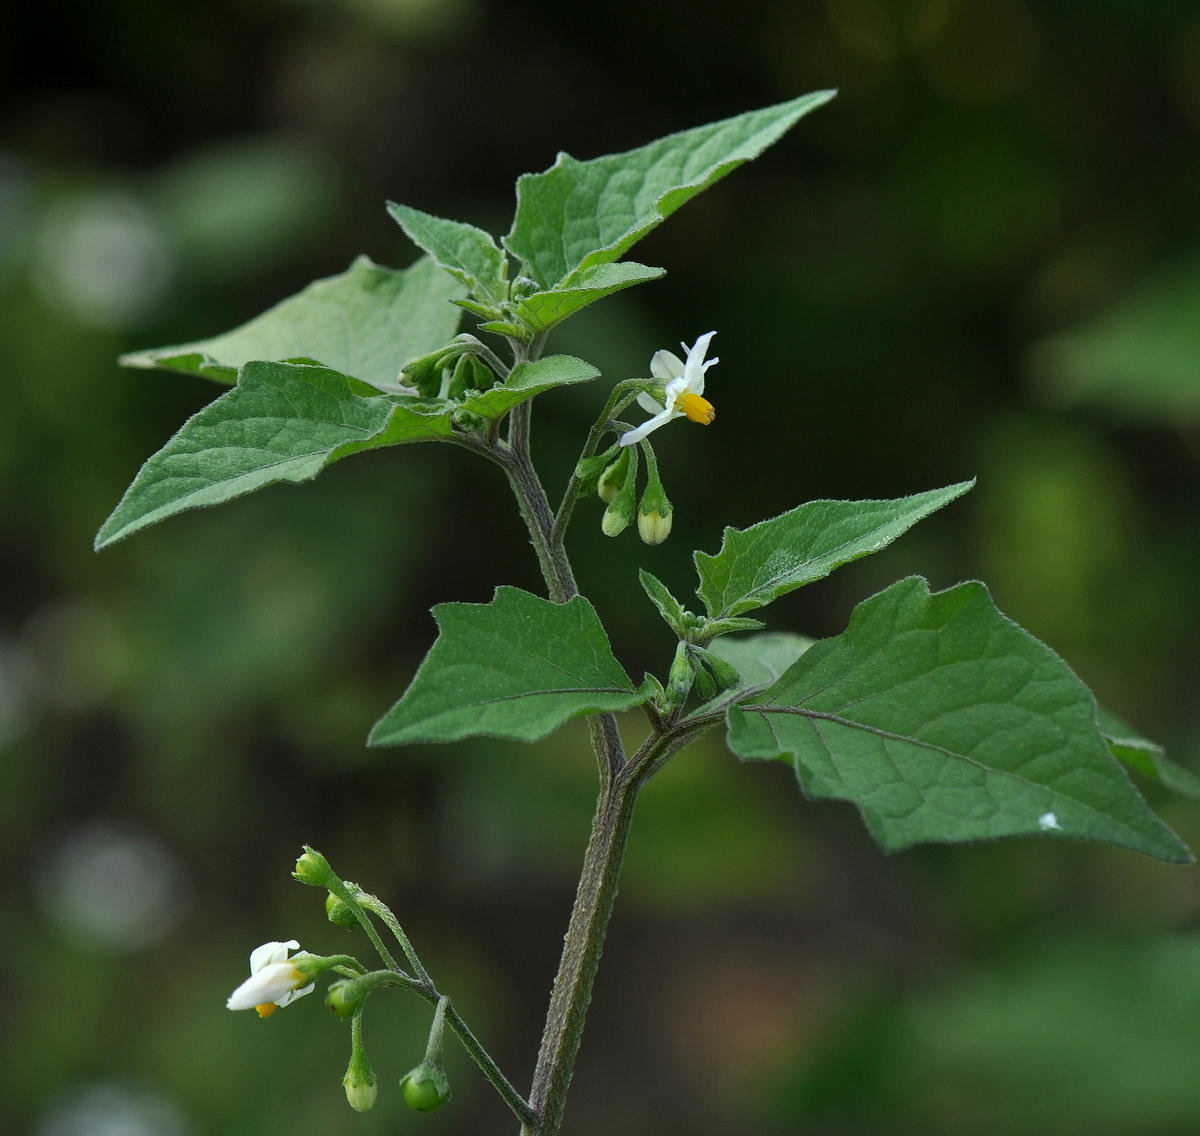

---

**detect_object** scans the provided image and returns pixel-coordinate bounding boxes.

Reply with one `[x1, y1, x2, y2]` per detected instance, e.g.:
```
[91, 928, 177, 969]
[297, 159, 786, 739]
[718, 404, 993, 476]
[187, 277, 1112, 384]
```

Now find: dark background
[4, 1, 1200, 1134]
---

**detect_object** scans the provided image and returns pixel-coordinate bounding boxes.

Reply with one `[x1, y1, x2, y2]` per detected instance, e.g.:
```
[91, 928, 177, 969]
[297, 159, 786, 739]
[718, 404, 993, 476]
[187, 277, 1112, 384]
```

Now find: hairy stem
[521, 765, 640, 1135]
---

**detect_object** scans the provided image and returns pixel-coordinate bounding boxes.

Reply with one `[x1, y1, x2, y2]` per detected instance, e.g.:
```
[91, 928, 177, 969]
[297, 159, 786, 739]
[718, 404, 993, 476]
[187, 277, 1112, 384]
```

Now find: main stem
[497, 345, 640, 1135]
[521, 770, 638, 1136]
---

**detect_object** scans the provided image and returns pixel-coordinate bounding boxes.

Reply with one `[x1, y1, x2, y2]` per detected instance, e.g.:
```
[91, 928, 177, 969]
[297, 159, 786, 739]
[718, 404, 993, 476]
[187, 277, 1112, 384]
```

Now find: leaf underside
[370, 586, 651, 745]
[120, 255, 465, 389]
[727, 576, 1191, 863]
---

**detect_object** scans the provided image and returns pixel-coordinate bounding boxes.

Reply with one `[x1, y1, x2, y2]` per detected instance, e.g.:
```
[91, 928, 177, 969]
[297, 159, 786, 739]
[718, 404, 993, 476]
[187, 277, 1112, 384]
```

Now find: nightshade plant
[97, 92, 1200, 1134]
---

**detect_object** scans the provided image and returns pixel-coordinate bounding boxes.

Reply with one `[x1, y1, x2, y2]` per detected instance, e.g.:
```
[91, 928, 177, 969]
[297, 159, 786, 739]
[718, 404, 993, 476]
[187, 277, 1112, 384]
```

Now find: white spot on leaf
[1038, 811, 1061, 831]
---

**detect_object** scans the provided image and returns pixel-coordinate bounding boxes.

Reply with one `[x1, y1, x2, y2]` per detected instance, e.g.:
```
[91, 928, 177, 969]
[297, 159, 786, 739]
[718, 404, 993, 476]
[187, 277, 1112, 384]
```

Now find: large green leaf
[95, 361, 451, 548]
[695, 482, 974, 619]
[509, 262, 666, 333]
[120, 255, 464, 388]
[505, 91, 836, 289]
[1097, 708, 1200, 802]
[369, 586, 650, 745]
[387, 203, 509, 306]
[726, 577, 1191, 863]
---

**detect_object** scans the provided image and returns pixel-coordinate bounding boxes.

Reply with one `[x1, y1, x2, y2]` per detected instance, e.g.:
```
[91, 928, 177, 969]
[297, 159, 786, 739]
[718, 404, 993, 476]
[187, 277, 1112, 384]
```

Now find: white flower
[226, 939, 315, 1017]
[620, 332, 718, 446]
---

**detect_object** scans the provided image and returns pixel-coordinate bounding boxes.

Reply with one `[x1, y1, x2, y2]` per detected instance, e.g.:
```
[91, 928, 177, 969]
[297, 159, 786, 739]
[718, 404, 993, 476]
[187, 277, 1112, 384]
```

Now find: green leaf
[726, 577, 1191, 863]
[387, 203, 509, 306]
[706, 631, 814, 696]
[460, 354, 599, 420]
[695, 481, 974, 619]
[120, 255, 465, 388]
[639, 569, 691, 635]
[369, 586, 650, 745]
[513, 262, 666, 333]
[95, 361, 452, 548]
[1098, 708, 1200, 802]
[505, 90, 836, 288]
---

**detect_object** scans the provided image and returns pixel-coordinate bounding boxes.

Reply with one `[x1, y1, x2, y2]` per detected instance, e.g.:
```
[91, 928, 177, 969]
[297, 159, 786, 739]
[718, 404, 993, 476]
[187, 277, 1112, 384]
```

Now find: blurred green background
[5, 1, 1200, 1133]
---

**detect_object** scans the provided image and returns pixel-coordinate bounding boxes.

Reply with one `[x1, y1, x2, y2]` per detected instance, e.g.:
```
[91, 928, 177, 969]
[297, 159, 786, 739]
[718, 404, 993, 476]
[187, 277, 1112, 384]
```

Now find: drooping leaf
[120, 255, 464, 388]
[512, 262, 666, 333]
[369, 586, 651, 745]
[505, 91, 836, 289]
[95, 362, 452, 548]
[726, 576, 1191, 863]
[387, 203, 509, 307]
[695, 482, 974, 619]
[460, 354, 599, 420]
[1098, 708, 1200, 802]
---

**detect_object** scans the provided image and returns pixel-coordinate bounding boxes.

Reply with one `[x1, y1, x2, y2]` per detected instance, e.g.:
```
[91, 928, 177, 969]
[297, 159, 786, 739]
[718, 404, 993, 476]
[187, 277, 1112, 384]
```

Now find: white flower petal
[249, 939, 299, 974]
[277, 982, 316, 1007]
[682, 332, 716, 394]
[227, 961, 304, 1010]
[636, 392, 665, 415]
[650, 350, 685, 382]
[620, 406, 678, 446]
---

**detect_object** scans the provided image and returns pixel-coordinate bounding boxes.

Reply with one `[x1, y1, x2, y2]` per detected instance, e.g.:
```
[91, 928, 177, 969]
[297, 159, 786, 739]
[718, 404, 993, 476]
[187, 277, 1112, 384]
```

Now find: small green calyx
[293, 846, 337, 888]
[401, 1062, 452, 1113]
[326, 891, 358, 928]
[326, 980, 363, 1020]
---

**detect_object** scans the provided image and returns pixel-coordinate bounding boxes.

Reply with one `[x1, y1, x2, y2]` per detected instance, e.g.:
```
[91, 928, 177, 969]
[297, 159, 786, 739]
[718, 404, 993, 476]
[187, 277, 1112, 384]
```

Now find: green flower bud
[446, 354, 494, 399]
[666, 641, 693, 705]
[293, 847, 336, 888]
[601, 445, 639, 537]
[326, 980, 362, 1020]
[597, 447, 631, 504]
[325, 891, 357, 928]
[692, 659, 717, 700]
[344, 1047, 377, 1112]
[400, 346, 460, 397]
[401, 1062, 451, 1113]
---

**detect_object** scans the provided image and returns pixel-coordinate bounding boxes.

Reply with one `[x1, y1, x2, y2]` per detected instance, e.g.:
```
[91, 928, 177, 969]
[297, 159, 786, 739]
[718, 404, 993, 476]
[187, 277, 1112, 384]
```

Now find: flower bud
[401, 1062, 451, 1113]
[637, 508, 672, 545]
[667, 641, 693, 705]
[597, 447, 631, 504]
[325, 891, 357, 928]
[344, 1051, 377, 1112]
[326, 980, 363, 1020]
[446, 354, 494, 399]
[636, 440, 673, 545]
[293, 847, 336, 888]
[601, 445, 639, 537]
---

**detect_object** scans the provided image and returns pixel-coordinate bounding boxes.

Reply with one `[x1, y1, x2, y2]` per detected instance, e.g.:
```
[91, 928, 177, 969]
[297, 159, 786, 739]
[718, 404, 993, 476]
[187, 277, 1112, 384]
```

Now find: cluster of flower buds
[594, 439, 674, 545]
[398, 335, 498, 400]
